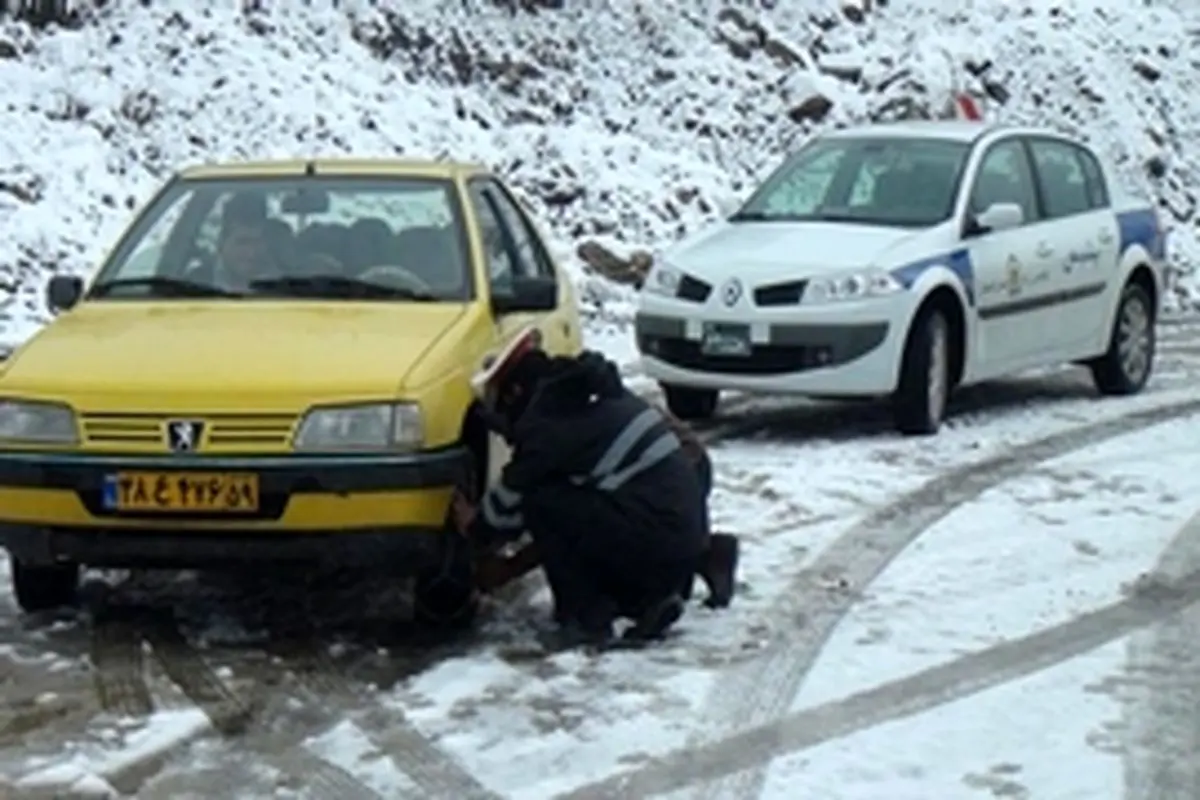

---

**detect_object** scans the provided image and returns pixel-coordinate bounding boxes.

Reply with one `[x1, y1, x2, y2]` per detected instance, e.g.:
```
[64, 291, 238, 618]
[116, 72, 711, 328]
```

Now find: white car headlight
[293, 403, 423, 452]
[643, 262, 682, 296]
[804, 269, 902, 304]
[0, 399, 77, 445]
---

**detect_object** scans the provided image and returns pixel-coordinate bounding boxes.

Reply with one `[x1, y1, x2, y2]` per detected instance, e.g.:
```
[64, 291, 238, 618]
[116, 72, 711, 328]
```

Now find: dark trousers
[523, 484, 694, 630]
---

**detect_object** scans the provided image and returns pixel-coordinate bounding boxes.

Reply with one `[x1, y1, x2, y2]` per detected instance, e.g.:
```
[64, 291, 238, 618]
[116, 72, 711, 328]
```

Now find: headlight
[293, 403, 423, 452]
[0, 399, 78, 445]
[643, 262, 682, 296]
[804, 269, 902, 304]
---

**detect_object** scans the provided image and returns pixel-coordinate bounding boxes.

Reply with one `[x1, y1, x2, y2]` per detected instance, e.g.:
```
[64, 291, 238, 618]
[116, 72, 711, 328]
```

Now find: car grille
[676, 275, 712, 303]
[79, 413, 297, 453]
[639, 335, 833, 375]
[754, 279, 808, 307]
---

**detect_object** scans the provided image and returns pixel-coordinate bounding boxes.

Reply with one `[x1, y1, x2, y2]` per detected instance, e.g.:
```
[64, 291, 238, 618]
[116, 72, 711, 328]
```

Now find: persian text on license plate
[101, 471, 260, 513]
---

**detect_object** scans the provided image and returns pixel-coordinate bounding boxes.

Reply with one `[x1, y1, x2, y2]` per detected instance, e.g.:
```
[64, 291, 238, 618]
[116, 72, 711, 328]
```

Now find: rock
[788, 94, 833, 124]
[575, 241, 652, 286]
[1133, 60, 1162, 82]
[982, 79, 1010, 105]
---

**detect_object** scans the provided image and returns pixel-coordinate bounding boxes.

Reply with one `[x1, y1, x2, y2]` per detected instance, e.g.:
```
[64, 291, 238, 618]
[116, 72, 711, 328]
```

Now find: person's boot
[622, 593, 684, 643]
[699, 533, 739, 609]
[540, 618, 615, 652]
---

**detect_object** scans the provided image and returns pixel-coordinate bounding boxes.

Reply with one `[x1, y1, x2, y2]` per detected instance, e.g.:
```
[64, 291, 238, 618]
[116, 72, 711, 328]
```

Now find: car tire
[892, 307, 951, 436]
[12, 558, 79, 613]
[413, 460, 480, 630]
[1089, 282, 1155, 396]
[662, 384, 719, 421]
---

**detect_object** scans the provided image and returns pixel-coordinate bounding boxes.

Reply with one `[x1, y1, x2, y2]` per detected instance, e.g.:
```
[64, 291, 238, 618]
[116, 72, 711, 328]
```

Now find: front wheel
[1089, 282, 1155, 396]
[892, 308, 951, 436]
[662, 384, 719, 421]
[412, 534, 478, 630]
[413, 458, 481, 630]
[11, 558, 79, 613]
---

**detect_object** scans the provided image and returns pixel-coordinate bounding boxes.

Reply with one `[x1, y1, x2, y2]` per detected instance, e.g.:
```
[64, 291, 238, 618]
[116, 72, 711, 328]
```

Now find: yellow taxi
[0, 158, 583, 624]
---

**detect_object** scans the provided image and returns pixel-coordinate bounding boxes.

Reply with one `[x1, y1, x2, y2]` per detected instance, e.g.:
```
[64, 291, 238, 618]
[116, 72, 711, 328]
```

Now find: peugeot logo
[721, 278, 743, 307]
[166, 420, 204, 452]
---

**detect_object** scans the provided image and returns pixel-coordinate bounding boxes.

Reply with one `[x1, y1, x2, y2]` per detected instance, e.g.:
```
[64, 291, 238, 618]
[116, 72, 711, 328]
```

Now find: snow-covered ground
[4, 322, 1200, 798]
[7, 1, 1200, 798]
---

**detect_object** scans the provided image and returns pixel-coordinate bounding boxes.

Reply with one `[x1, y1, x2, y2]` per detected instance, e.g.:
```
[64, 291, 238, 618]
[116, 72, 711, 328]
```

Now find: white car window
[761, 147, 844, 216]
[736, 137, 970, 228]
[1029, 139, 1092, 219]
[969, 140, 1040, 222]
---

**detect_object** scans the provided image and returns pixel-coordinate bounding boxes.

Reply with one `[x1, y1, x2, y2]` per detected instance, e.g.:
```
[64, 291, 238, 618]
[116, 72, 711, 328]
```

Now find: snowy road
[6, 320, 1200, 798]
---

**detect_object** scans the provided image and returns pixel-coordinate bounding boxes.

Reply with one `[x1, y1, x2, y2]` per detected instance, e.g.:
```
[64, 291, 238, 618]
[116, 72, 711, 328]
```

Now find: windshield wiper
[727, 211, 820, 223]
[89, 276, 243, 298]
[727, 210, 772, 222]
[249, 275, 437, 301]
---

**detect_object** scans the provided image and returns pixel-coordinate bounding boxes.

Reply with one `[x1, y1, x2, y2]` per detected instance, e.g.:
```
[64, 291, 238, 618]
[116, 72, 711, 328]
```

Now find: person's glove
[450, 489, 478, 537]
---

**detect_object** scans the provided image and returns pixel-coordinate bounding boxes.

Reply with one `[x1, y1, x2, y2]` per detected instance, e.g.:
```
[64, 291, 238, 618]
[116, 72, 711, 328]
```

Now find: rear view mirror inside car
[281, 189, 330, 215]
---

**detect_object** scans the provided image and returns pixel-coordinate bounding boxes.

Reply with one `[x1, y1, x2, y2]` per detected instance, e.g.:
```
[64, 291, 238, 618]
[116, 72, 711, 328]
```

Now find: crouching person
[456, 344, 707, 649]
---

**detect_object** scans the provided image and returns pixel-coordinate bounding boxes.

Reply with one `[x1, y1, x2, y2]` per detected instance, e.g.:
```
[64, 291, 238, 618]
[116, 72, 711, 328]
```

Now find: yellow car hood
[3, 301, 468, 410]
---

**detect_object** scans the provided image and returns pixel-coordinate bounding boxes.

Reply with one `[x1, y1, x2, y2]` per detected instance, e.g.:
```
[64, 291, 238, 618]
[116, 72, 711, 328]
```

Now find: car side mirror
[491, 275, 558, 314]
[46, 275, 84, 313]
[966, 202, 1023, 237]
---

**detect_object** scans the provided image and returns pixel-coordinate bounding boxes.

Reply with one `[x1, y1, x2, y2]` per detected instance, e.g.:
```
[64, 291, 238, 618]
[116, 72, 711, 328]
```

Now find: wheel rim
[1117, 295, 1152, 383]
[927, 316, 949, 423]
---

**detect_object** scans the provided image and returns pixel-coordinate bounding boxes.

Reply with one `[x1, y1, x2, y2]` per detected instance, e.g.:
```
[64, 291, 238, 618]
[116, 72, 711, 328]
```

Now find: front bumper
[635, 307, 907, 396]
[0, 447, 467, 569]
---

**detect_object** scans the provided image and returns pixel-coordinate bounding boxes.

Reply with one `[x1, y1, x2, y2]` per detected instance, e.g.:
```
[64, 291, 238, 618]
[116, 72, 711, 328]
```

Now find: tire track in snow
[141, 610, 254, 735]
[660, 396, 1200, 800]
[562, 564, 1200, 798]
[1122, 510, 1200, 799]
[253, 635, 502, 800]
[89, 611, 154, 718]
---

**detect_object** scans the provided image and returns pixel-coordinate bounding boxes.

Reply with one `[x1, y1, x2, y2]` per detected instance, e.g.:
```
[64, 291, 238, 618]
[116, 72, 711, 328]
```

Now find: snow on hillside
[2, 0, 1200, 349]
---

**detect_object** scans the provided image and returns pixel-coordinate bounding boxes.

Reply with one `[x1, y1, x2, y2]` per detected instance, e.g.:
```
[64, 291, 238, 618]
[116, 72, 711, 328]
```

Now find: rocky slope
[2, 0, 1199, 342]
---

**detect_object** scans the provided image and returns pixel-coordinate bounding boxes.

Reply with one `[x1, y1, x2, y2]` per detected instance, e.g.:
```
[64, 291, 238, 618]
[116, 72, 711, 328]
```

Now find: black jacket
[473, 351, 707, 562]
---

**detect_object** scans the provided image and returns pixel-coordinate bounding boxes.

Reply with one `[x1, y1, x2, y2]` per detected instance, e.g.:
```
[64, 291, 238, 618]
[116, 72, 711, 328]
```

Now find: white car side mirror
[972, 202, 1024, 234]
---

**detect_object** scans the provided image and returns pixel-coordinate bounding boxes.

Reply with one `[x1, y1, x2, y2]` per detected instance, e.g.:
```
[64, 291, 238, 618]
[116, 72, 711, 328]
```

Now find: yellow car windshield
[90, 176, 473, 302]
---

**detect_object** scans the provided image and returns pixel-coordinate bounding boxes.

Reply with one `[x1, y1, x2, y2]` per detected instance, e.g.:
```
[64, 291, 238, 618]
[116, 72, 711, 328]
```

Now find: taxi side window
[467, 182, 516, 292]
[483, 182, 555, 280]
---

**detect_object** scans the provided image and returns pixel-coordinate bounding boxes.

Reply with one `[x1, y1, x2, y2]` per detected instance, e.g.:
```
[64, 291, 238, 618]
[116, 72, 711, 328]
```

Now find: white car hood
[667, 220, 923, 282]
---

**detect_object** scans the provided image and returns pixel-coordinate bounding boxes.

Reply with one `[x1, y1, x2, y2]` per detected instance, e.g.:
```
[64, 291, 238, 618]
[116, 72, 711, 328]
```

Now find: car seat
[263, 218, 296, 270]
[347, 217, 396, 271]
[871, 168, 911, 212]
[395, 225, 464, 293]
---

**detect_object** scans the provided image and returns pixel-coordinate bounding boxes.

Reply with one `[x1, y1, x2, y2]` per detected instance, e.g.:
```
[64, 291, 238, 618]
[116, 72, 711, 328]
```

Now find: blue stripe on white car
[1116, 208, 1165, 261]
[889, 249, 976, 307]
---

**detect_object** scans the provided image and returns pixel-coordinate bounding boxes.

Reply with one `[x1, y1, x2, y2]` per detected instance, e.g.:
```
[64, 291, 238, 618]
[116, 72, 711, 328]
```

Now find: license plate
[101, 472, 260, 513]
[700, 322, 752, 357]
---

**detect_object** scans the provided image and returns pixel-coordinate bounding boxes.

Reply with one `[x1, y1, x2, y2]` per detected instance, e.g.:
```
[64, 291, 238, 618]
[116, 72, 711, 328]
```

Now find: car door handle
[1037, 242, 1054, 258]
[1097, 229, 1114, 244]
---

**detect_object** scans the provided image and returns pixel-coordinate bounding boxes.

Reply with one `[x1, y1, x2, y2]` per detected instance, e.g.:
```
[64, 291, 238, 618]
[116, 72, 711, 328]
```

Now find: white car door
[1026, 137, 1119, 355]
[964, 137, 1060, 375]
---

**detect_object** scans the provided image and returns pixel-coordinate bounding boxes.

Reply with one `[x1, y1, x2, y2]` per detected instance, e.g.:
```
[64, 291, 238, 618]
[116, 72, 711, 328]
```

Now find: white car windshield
[89, 176, 472, 302]
[732, 136, 971, 228]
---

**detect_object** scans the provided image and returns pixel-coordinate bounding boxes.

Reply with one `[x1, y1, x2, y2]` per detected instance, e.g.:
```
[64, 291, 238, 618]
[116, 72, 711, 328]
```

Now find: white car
[635, 121, 1166, 434]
